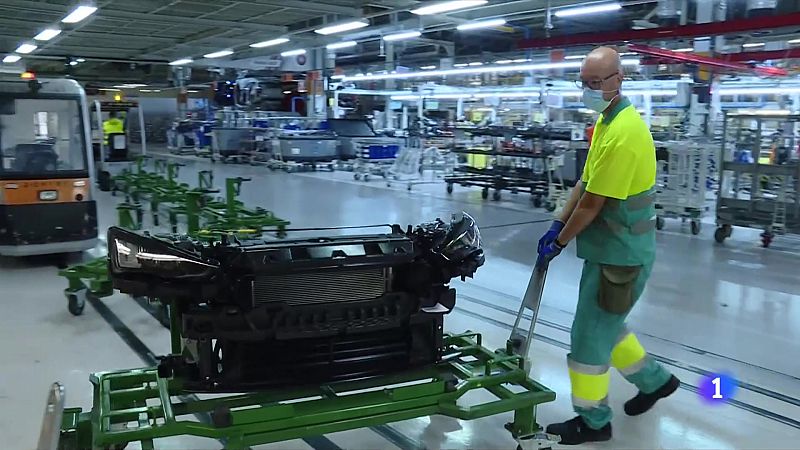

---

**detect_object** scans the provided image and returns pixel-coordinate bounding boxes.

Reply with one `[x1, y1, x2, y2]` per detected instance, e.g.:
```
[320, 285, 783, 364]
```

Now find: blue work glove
[537, 239, 566, 268]
[538, 220, 565, 253]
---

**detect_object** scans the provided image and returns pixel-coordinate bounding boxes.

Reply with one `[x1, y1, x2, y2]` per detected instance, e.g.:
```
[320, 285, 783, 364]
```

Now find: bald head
[579, 46, 624, 101]
[583, 46, 622, 75]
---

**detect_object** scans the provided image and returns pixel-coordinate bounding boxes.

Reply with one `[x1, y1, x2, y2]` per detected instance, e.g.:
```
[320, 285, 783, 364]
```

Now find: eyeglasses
[575, 72, 618, 90]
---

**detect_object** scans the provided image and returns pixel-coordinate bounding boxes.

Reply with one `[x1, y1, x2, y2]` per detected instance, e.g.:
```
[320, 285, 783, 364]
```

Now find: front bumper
[0, 201, 98, 255]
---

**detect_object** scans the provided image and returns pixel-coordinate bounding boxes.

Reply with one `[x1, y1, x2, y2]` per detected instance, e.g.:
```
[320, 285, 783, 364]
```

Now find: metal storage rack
[655, 140, 714, 235]
[715, 113, 800, 247]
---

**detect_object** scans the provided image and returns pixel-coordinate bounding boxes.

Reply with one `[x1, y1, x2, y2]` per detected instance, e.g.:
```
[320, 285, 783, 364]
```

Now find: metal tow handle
[37, 382, 65, 450]
[508, 262, 548, 373]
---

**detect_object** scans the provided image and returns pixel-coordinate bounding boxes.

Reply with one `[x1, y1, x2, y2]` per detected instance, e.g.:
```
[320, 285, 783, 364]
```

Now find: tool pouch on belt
[598, 265, 641, 314]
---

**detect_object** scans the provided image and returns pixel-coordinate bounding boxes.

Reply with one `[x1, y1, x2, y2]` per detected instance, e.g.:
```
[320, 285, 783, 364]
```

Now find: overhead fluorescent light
[283, 90, 292, 94]
[250, 37, 290, 48]
[203, 50, 233, 58]
[788, 38, 800, 44]
[343, 58, 639, 82]
[281, 49, 306, 57]
[76, 58, 85, 62]
[187, 90, 199, 93]
[564, 55, 585, 60]
[327, 41, 358, 50]
[673, 48, 694, 52]
[97, 88, 121, 92]
[69, 61, 78, 66]
[420, 65, 436, 70]
[554, 2, 621, 18]
[2, 55, 21, 63]
[62, 5, 97, 23]
[169, 58, 193, 66]
[456, 18, 506, 31]
[383, 31, 421, 41]
[453, 63, 469, 68]
[15, 43, 37, 54]
[34, 28, 62, 41]
[742, 42, 765, 48]
[468, 62, 483, 66]
[315, 20, 368, 35]
[495, 59, 513, 64]
[512, 58, 530, 63]
[113, 84, 147, 88]
[412, 1, 487, 15]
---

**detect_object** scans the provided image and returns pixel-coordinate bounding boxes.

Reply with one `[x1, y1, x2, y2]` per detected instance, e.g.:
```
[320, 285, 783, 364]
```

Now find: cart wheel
[691, 220, 701, 235]
[723, 224, 733, 238]
[493, 190, 502, 201]
[532, 196, 542, 208]
[714, 227, 727, 244]
[481, 188, 489, 200]
[67, 293, 85, 316]
[364, 174, 371, 182]
[153, 214, 159, 227]
[656, 217, 665, 231]
[353, 173, 361, 180]
[761, 232, 774, 248]
[545, 202, 557, 212]
[407, 184, 413, 191]
[446, 183, 453, 194]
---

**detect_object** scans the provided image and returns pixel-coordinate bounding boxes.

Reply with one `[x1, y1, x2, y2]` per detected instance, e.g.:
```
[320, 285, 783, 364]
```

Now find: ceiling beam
[249, 0, 360, 15]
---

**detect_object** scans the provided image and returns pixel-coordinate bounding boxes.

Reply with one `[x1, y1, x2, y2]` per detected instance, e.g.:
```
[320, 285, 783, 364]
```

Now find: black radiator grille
[253, 268, 388, 306]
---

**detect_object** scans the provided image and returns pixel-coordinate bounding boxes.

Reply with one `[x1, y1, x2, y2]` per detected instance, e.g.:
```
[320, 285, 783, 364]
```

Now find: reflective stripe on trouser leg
[610, 329, 672, 394]
[567, 355, 611, 430]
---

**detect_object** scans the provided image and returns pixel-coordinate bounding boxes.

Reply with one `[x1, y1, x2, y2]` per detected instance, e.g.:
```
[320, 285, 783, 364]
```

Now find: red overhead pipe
[628, 44, 788, 76]
[722, 48, 800, 62]
[519, 12, 800, 49]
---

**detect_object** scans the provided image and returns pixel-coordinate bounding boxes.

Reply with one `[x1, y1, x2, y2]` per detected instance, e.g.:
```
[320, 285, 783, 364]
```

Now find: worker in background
[536, 46, 679, 445]
[103, 111, 124, 145]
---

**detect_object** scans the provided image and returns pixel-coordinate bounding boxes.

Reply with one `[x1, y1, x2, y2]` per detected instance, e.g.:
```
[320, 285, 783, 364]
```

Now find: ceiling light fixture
[326, 41, 358, 50]
[169, 58, 193, 66]
[673, 48, 694, 52]
[554, 2, 621, 18]
[2, 55, 21, 63]
[468, 62, 483, 66]
[69, 61, 78, 66]
[76, 58, 85, 62]
[420, 65, 437, 70]
[34, 28, 62, 41]
[281, 49, 306, 57]
[383, 31, 422, 41]
[15, 43, 37, 54]
[203, 50, 233, 58]
[315, 20, 368, 35]
[62, 5, 98, 23]
[453, 63, 469, 67]
[564, 55, 585, 60]
[788, 38, 800, 44]
[250, 37, 290, 48]
[742, 42, 765, 48]
[343, 59, 639, 82]
[456, 18, 506, 31]
[495, 59, 513, 64]
[411, 0, 487, 15]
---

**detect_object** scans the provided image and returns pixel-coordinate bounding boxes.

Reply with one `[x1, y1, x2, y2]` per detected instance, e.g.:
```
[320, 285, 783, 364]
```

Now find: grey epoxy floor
[1, 153, 799, 449]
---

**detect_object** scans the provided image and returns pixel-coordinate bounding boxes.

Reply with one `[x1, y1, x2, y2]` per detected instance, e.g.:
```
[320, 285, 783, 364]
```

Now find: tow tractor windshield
[0, 96, 88, 179]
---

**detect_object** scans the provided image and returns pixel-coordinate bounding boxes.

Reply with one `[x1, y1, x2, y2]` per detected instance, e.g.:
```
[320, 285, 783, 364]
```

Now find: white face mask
[582, 88, 618, 113]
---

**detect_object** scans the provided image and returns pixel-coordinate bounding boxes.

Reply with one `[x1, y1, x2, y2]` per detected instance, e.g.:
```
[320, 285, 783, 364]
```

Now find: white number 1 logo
[712, 377, 723, 399]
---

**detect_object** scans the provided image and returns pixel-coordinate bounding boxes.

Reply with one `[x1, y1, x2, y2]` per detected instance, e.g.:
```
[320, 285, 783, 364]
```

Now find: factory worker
[103, 110, 125, 144]
[536, 46, 680, 445]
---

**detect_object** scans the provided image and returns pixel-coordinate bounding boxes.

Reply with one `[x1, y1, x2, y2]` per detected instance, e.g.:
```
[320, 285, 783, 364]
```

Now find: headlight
[440, 212, 483, 263]
[108, 227, 218, 279]
[39, 190, 58, 201]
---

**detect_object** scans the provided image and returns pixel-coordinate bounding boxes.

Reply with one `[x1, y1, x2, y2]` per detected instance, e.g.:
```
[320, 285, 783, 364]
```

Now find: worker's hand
[537, 239, 565, 268]
[538, 220, 565, 253]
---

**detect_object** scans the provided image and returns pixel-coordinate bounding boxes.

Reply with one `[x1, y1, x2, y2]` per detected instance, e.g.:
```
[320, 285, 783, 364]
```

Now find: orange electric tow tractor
[0, 75, 98, 256]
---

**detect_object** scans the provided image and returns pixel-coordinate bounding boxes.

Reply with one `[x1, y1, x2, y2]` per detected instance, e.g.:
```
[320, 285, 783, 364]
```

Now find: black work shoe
[545, 416, 612, 445]
[624, 374, 680, 416]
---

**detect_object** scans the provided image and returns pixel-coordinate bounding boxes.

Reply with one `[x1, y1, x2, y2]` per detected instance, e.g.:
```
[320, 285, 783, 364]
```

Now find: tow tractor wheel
[493, 190, 502, 201]
[714, 227, 727, 244]
[481, 188, 489, 200]
[446, 183, 454, 194]
[545, 202, 557, 212]
[761, 231, 774, 248]
[354, 173, 361, 181]
[532, 196, 543, 208]
[656, 217, 665, 230]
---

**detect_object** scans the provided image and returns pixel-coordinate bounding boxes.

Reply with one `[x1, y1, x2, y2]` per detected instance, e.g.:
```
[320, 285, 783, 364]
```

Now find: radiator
[252, 267, 389, 306]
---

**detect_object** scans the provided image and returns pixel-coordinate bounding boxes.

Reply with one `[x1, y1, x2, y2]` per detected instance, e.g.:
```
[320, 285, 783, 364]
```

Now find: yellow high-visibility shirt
[103, 118, 124, 138]
[581, 97, 656, 200]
